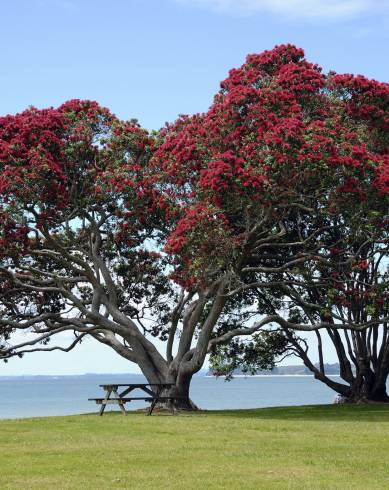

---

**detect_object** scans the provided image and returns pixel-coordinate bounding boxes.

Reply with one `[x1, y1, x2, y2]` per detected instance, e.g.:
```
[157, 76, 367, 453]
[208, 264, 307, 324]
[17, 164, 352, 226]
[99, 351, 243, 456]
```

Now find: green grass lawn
[1, 405, 389, 489]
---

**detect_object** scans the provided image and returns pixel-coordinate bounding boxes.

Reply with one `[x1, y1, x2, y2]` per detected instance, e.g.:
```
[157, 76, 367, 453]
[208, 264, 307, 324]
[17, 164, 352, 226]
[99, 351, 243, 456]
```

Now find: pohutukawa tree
[0, 99, 176, 391]
[152, 44, 389, 403]
[210, 219, 389, 402]
[0, 99, 237, 408]
[1, 45, 388, 407]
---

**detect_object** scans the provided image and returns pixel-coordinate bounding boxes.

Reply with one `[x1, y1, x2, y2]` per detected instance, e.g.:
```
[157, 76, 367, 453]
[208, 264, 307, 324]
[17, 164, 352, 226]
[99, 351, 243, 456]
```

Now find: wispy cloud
[174, 0, 382, 20]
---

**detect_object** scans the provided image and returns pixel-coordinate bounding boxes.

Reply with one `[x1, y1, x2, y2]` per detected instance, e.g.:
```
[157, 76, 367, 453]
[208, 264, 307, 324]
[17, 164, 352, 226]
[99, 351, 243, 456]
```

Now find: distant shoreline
[0, 372, 342, 380]
[205, 374, 341, 378]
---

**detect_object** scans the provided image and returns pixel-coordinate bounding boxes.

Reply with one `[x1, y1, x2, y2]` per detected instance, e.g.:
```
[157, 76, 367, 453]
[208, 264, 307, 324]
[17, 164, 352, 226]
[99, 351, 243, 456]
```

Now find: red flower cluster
[0, 212, 30, 258]
[153, 44, 389, 286]
[375, 157, 389, 195]
[198, 151, 268, 193]
[0, 99, 115, 209]
[166, 203, 228, 254]
[329, 73, 389, 131]
[1, 45, 388, 293]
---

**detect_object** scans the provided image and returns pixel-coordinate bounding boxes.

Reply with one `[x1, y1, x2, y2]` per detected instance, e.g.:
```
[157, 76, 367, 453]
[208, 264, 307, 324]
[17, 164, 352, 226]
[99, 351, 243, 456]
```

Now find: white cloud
[175, 0, 381, 20]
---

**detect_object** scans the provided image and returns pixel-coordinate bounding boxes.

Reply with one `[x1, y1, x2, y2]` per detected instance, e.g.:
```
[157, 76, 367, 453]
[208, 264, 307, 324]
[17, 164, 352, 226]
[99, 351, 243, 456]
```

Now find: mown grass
[1, 404, 389, 489]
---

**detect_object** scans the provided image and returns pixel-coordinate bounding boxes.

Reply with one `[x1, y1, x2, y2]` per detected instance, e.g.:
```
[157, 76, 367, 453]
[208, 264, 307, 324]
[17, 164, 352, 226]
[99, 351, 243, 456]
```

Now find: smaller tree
[208, 206, 389, 402]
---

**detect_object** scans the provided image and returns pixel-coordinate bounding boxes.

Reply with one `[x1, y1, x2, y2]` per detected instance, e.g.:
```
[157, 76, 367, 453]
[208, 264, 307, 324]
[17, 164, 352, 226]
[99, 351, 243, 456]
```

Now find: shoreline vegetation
[0, 364, 342, 380]
[205, 374, 341, 378]
[207, 363, 341, 376]
[1, 405, 389, 489]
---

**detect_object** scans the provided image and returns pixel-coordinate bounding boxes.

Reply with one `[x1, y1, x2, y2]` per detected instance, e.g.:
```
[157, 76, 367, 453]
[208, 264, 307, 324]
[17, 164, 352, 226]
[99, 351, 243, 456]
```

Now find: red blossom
[153, 44, 388, 286]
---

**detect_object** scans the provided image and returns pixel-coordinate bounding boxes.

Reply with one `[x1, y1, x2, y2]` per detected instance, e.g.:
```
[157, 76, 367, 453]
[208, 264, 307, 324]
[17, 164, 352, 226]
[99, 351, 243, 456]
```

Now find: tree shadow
[203, 404, 389, 422]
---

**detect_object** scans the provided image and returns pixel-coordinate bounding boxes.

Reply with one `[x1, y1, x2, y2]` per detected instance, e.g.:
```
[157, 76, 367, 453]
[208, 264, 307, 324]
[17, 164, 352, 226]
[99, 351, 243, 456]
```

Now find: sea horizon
[0, 373, 345, 419]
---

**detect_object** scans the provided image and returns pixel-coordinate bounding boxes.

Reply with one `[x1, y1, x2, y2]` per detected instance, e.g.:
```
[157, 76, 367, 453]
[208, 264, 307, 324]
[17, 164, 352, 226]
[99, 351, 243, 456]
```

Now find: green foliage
[210, 329, 292, 379]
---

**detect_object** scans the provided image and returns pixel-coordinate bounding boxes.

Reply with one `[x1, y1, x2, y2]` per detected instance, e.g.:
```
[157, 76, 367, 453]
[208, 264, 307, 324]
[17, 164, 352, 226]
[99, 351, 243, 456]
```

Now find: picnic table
[89, 383, 181, 416]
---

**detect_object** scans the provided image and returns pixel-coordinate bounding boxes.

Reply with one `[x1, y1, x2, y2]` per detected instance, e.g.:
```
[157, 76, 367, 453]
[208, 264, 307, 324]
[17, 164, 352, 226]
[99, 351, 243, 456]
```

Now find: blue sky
[1, 0, 388, 130]
[1, 0, 388, 374]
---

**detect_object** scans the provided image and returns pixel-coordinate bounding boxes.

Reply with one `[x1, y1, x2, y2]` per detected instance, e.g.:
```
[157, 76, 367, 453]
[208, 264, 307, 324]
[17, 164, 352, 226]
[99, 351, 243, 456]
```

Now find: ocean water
[0, 374, 341, 419]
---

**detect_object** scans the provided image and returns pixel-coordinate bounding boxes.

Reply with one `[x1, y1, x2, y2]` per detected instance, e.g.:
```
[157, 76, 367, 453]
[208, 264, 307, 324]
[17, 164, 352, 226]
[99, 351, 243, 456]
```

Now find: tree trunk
[370, 383, 389, 402]
[167, 371, 198, 410]
[307, 362, 389, 404]
[288, 327, 389, 404]
[137, 358, 199, 411]
[348, 374, 389, 403]
[94, 330, 200, 411]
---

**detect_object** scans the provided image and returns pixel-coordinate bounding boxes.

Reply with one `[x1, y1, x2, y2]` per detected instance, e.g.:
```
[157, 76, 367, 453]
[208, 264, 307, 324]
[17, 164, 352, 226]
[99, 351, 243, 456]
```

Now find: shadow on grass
[26, 404, 389, 423]
[201, 404, 389, 422]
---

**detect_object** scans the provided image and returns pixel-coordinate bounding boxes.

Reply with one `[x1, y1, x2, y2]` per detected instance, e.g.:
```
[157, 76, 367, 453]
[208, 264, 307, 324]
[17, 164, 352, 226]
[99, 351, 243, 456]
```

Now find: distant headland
[207, 363, 340, 376]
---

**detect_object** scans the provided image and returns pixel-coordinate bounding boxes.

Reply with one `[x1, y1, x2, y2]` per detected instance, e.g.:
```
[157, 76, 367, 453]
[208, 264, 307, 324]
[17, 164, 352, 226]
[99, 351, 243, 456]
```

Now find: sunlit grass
[1, 404, 389, 489]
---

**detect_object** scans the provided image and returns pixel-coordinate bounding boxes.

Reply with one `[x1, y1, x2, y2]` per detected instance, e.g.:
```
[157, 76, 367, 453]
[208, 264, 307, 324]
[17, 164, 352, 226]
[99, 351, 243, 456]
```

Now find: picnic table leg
[112, 389, 127, 415]
[147, 397, 177, 415]
[148, 398, 157, 415]
[99, 388, 112, 416]
[148, 386, 163, 416]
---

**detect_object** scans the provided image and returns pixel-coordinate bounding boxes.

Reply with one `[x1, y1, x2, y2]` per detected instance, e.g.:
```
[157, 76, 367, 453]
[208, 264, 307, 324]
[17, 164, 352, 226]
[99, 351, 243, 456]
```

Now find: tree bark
[287, 327, 389, 404]
[134, 353, 199, 410]
[167, 370, 198, 410]
[146, 366, 198, 411]
[348, 370, 389, 403]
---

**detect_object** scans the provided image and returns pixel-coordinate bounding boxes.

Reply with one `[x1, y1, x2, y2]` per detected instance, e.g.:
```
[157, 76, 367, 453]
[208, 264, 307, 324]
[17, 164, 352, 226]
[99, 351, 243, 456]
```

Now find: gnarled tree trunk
[286, 326, 389, 404]
[94, 329, 200, 410]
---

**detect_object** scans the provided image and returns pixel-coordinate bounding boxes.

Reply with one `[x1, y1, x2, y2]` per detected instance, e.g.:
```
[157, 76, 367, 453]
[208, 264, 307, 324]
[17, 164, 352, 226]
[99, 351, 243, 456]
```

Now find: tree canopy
[1, 44, 388, 405]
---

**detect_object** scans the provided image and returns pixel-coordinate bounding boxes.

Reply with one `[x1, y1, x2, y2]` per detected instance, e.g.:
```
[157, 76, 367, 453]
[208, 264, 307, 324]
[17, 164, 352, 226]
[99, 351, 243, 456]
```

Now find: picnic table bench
[89, 383, 182, 416]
